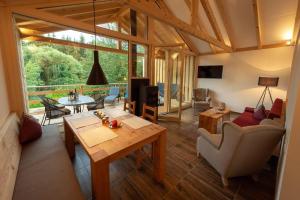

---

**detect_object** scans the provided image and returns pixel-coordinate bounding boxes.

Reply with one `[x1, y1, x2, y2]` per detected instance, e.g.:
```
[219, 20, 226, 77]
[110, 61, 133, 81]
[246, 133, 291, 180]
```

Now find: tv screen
[198, 65, 223, 79]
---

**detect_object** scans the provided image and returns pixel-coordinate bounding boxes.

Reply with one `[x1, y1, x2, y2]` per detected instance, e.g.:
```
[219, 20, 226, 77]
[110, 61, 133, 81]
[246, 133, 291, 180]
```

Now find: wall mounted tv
[198, 65, 223, 79]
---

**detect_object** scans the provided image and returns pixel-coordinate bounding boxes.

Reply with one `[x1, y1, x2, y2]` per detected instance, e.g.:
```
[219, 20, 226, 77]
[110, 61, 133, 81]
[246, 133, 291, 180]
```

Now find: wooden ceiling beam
[21, 33, 144, 56]
[50, 2, 121, 17]
[125, 0, 231, 52]
[200, 0, 224, 43]
[12, 6, 149, 44]
[183, 0, 214, 54]
[6, 0, 94, 8]
[293, 0, 300, 43]
[71, 8, 119, 21]
[214, 0, 236, 50]
[191, 0, 199, 27]
[113, 6, 129, 19]
[158, 0, 199, 53]
[177, 31, 199, 54]
[200, 41, 292, 55]
[252, 0, 262, 48]
[84, 15, 117, 25]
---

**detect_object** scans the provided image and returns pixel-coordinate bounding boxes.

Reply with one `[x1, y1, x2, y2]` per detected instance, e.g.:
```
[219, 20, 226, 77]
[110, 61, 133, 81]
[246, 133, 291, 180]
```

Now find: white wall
[197, 46, 294, 113]
[276, 34, 300, 199]
[0, 43, 10, 127]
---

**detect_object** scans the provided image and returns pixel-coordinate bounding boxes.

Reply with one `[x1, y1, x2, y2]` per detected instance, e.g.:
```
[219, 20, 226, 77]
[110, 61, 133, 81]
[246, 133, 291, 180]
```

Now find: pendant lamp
[86, 0, 108, 85]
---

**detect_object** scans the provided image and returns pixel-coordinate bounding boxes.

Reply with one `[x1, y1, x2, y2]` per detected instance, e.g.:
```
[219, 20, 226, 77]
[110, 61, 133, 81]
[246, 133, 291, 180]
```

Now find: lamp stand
[256, 86, 274, 108]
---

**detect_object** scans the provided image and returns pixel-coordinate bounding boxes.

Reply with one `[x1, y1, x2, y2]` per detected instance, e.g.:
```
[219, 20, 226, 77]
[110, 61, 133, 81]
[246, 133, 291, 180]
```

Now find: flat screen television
[198, 65, 223, 79]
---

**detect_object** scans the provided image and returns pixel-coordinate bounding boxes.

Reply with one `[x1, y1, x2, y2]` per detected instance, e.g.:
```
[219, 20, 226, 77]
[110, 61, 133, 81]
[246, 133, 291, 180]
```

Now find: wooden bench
[0, 113, 84, 200]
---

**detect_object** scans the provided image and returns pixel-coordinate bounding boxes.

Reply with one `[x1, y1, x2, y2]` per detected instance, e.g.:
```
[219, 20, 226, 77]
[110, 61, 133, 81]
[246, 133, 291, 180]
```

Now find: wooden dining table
[63, 108, 167, 200]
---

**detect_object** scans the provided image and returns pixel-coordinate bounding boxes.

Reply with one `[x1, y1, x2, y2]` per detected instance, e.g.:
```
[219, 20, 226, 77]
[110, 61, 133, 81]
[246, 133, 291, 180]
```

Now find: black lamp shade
[87, 50, 108, 85]
[258, 77, 279, 87]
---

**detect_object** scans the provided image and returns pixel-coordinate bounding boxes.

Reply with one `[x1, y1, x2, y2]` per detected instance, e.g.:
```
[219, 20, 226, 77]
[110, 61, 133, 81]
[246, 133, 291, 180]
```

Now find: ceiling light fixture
[86, 0, 108, 85]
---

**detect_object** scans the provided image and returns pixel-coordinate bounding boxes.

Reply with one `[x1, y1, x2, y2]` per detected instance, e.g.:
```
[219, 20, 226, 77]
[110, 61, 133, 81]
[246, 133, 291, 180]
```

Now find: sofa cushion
[19, 114, 42, 144]
[232, 111, 261, 127]
[268, 98, 283, 119]
[253, 105, 267, 120]
[13, 125, 84, 200]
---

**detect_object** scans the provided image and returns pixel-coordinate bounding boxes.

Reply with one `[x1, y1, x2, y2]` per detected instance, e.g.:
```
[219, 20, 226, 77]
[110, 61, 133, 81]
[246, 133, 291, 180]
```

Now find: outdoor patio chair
[157, 82, 164, 105]
[124, 86, 129, 100]
[40, 99, 71, 125]
[104, 87, 120, 104]
[170, 84, 178, 100]
[39, 96, 65, 109]
[87, 94, 105, 111]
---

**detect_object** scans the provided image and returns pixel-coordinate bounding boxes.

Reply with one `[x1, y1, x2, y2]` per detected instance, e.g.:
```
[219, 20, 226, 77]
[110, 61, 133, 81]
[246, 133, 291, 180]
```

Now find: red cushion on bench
[19, 114, 42, 144]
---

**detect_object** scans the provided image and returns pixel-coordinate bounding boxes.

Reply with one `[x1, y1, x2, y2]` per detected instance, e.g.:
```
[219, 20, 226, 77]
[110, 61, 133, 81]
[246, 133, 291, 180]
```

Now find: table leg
[64, 119, 75, 158]
[91, 158, 110, 200]
[153, 131, 167, 182]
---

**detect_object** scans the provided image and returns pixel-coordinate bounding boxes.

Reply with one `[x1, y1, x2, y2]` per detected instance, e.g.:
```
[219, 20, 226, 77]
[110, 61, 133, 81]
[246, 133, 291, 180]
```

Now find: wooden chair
[136, 103, 158, 168]
[123, 99, 136, 114]
[141, 103, 158, 123]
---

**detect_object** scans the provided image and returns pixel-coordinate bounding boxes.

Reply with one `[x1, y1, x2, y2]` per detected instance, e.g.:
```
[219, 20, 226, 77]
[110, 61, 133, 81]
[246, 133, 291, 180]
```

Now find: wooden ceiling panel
[68, 8, 119, 21]
[46, 2, 121, 17]
[260, 0, 298, 45]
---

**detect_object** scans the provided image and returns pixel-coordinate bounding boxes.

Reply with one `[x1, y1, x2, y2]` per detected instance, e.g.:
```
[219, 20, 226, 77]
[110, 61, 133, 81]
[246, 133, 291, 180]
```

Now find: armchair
[196, 119, 285, 186]
[87, 94, 105, 111]
[193, 88, 211, 113]
[40, 98, 71, 125]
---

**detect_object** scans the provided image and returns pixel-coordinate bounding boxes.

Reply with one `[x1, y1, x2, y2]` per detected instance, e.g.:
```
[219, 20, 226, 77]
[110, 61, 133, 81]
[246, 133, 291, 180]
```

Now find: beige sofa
[196, 119, 285, 186]
[0, 113, 84, 200]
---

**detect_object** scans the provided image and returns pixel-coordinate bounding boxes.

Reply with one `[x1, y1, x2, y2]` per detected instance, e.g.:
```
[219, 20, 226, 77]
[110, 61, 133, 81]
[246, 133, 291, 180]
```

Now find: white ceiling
[164, 0, 299, 53]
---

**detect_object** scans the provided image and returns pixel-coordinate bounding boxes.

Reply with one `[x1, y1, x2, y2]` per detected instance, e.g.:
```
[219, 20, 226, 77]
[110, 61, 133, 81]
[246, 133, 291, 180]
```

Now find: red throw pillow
[253, 105, 267, 121]
[19, 113, 42, 144]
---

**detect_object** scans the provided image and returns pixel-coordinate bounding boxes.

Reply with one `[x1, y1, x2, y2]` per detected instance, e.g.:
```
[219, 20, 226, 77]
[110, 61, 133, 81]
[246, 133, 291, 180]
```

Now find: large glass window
[182, 55, 195, 105]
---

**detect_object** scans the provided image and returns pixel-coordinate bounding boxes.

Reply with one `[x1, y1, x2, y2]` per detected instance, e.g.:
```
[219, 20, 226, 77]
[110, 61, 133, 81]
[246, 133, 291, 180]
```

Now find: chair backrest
[40, 100, 60, 118]
[217, 120, 285, 177]
[124, 86, 128, 99]
[124, 99, 136, 114]
[142, 103, 158, 123]
[170, 84, 178, 99]
[39, 96, 58, 105]
[109, 87, 120, 96]
[193, 88, 209, 101]
[157, 82, 164, 97]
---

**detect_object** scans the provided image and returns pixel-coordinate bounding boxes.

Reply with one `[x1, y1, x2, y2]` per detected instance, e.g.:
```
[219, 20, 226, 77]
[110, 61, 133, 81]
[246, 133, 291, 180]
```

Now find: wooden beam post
[130, 9, 137, 77]
[252, 0, 262, 48]
[0, 7, 26, 116]
[147, 17, 156, 84]
[293, 0, 300, 43]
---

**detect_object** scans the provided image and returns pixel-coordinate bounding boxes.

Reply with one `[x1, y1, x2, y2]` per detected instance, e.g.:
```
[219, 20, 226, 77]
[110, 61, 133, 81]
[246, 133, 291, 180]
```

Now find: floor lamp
[256, 77, 279, 108]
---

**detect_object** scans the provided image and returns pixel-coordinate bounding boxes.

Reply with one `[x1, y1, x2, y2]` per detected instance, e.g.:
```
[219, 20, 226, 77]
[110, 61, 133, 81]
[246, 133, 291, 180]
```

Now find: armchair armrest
[205, 96, 211, 102]
[260, 119, 285, 129]
[197, 128, 222, 149]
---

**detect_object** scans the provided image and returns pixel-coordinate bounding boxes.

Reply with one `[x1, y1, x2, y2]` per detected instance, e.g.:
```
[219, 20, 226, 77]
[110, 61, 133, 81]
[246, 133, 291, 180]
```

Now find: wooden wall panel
[0, 113, 21, 200]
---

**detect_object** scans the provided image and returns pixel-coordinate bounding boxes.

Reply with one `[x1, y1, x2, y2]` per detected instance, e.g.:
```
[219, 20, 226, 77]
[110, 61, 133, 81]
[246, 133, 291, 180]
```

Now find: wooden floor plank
[70, 108, 276, 200]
